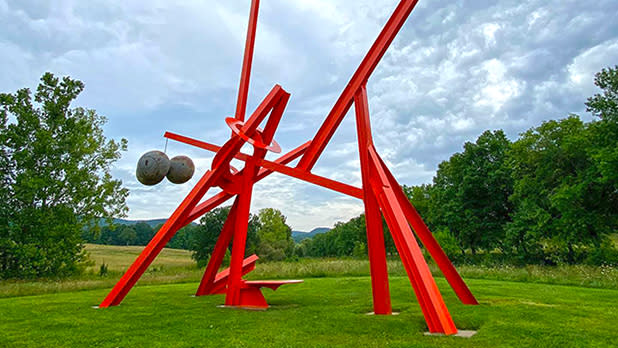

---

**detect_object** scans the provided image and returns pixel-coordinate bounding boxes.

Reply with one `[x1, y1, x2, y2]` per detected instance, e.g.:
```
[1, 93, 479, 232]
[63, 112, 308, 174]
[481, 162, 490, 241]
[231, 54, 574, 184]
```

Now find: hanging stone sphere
[166, 155, 195, 184]
[136, 151, 170, 186]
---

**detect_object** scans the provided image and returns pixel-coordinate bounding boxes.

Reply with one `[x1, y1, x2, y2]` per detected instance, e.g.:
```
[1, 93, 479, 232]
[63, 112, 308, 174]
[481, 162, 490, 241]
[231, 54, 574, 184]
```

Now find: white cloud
[2, 0, 618, 230]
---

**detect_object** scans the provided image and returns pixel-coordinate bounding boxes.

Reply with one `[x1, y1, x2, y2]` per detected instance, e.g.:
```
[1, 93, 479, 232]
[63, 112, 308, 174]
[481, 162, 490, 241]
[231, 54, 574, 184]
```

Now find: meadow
[1, 244, 617, 347]
[1, 244, 616, 299]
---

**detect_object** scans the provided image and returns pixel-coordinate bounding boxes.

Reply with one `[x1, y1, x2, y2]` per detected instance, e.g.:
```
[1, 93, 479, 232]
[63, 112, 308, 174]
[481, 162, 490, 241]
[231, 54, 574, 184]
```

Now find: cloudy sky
[1, 0, 617, 231]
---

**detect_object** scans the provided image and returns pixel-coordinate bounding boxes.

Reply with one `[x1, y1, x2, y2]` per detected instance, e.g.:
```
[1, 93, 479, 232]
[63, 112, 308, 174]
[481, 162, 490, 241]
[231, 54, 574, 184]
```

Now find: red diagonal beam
[296, 0, 421, 171]
[100, 85, 290, 308]
[235, 0, 260, 122]
[354, 85, 392, 315]
[367, 145, 457, 335]
[374, 152, 478, 305]
[178, 140, 312, 226]
[165, 132, 363, 199]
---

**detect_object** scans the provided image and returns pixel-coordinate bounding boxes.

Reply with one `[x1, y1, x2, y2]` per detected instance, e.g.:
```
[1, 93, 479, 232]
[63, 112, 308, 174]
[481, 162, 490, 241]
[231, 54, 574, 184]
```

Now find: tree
[585, 66, 618, 206]
[430, 130, 513, 254]
[191, 206, 261, 267]
[403, 184, 433, 227]
[118, 226, 137, 246]
[134, 222, 155, 246]
[506, 67, 618, 264]
[168, 224, 198, 250]
[0, 73, 128, 279]
[507, 115, 615, 264]
[257, 208, 294, 261]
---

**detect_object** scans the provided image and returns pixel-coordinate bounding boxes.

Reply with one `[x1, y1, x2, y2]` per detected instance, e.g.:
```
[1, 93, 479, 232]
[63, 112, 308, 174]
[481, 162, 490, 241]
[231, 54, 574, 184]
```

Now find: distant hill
[109, 218, 327, 241]
[111, 218, 170, 227]
[292, 227, 330, 243]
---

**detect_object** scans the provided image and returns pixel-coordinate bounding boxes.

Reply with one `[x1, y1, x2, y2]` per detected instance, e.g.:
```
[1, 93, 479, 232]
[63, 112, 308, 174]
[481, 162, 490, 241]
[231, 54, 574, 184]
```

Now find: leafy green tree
[402, 184, 432, 225]
[507, 115, 614, 263]
[506, 67, 618, 264]
[134, 222, 155, 246]
[167, 224, 198, 250]
[0, 73, 128, 279]
[257, 208, 294, 261]
[430, 130, 513, 254]
[191, 206, 260, 267]
[585, 66, 618, 212]
[118, 226, 137, 246]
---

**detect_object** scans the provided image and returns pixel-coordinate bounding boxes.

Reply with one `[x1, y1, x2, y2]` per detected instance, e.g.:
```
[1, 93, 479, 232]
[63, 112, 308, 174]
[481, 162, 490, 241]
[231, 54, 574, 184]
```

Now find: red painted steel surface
[100, 0, 477, 335]
[235, 0, 259, 122]
[354, 86, 392, 315]
[296, 0, 421, 171]
[244, 280, 303, 291]
[201, 255, 258, 295]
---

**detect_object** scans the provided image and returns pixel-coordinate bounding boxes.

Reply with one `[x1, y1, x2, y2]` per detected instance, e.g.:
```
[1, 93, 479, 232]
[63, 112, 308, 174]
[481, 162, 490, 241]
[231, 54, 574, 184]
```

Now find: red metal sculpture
[100, 0, 478, 335]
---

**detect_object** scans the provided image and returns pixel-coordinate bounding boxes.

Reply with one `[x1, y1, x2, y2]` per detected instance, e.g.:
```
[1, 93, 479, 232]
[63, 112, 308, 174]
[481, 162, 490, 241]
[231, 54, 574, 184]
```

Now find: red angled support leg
[237, 283, 269, 309]
[100, 169, 221, 308]
[354, 85, 392, 315]
[225, 157, 260, 307]
[196, 197, 240, 296]
[374, 155, 478, 305]
[368, 146, 457, 335]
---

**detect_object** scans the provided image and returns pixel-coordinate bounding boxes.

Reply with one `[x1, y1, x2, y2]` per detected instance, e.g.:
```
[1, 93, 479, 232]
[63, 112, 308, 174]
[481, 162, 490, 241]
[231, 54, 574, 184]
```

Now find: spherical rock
[136, 151, 170, 186]
[166, 155, 195, 184]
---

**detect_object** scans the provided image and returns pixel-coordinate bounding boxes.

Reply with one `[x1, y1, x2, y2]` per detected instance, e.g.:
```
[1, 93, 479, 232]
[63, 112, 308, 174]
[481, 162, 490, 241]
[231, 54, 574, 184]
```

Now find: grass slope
[1, 277, 617, 347]
[85, 243, 194, 271]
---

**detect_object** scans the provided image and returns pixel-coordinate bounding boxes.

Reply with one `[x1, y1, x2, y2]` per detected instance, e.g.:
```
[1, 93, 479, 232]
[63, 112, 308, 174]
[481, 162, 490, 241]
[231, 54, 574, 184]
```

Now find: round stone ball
[166, 155, 195, 184]
[136, 151, 170, 186]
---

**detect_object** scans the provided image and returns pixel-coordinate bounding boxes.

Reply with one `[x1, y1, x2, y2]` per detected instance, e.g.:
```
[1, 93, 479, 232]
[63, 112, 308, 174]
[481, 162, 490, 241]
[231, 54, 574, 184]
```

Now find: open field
[85, 243, 195, 271]
[1, 244, 616, 299]
[1, 276, 617, 347]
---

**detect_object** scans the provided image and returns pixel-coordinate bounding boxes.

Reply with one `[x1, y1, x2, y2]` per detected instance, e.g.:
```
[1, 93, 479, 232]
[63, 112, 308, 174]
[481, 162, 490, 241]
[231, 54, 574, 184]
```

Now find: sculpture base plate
[424, 330, 477, 338]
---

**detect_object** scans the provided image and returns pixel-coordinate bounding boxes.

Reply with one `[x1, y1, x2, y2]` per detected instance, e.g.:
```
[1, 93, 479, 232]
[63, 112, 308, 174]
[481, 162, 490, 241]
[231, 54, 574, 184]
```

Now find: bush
[586, 238, 618, 266]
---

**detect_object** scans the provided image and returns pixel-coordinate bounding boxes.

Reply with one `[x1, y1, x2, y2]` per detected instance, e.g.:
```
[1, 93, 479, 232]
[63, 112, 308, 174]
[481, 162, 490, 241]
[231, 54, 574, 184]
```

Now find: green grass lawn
[1, 276, 617, 347]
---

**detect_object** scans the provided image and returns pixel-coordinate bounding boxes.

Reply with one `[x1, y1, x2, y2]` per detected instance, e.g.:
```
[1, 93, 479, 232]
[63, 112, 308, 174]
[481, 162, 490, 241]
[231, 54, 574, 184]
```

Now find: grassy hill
[85, 243, 194, 273]
[110, 218, 174, 227]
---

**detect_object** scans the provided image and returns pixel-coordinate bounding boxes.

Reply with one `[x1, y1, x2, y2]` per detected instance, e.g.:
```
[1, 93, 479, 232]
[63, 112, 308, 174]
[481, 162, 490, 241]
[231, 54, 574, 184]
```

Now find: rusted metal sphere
[136, 151, 170, 186]
[166, 155, 195, 184]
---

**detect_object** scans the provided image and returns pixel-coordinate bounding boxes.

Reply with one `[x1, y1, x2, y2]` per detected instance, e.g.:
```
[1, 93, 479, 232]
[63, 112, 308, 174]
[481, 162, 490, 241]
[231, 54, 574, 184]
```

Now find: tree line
[2, 66, 616, 279]
[300, 66, 618, 266]
[83, 207, 296, 266]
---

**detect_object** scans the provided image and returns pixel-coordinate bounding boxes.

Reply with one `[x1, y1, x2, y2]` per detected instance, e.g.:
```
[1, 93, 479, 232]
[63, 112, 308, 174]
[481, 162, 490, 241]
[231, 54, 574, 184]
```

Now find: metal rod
[235, 0, 260, 122]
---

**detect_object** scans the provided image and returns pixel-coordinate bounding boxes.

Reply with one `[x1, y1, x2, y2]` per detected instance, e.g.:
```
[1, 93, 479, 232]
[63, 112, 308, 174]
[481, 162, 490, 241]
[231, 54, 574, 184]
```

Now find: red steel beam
[165, 132, 363, 199]
[235, 0, 260, 121]
[195, 197, 240, 296]
[180, 141, 311, 225]
[100, 85, 289, 308]
[367, 145, 457, 335]
[354, 85, 392, 315]
[374, 153, 478, 305]
[296, 0, 421, 171]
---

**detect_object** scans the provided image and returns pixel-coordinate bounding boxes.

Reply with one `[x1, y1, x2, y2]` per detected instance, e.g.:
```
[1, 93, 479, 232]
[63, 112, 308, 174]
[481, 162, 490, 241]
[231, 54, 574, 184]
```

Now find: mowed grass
[1, 244, 617, 347]
[1, 276, 617, 347]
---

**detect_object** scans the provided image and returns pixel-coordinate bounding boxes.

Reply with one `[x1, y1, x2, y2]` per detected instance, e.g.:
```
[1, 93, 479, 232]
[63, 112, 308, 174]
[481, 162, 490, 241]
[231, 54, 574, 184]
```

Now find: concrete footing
[424, 330, 477, 338]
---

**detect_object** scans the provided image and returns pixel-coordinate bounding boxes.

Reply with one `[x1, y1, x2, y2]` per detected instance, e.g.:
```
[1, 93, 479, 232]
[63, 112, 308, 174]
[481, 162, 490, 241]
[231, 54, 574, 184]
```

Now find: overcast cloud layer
[1, 0, 617, 231]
